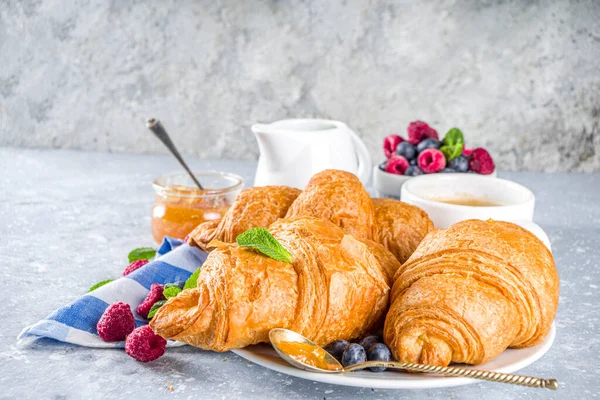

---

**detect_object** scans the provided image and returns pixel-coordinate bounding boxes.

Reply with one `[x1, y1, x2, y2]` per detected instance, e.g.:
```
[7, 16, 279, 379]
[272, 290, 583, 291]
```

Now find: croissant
[187, 186, 301, 251]
[372, 198, 434, 264]
[285, 169, 376, 240]
[150, 217, 397, 351]
[384, 219, 559, 367]
[187, 170, 433, 267]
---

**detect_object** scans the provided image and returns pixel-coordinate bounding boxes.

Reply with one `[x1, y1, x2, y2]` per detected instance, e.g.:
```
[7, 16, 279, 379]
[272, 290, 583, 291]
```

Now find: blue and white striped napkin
[17, 238, 208, 348]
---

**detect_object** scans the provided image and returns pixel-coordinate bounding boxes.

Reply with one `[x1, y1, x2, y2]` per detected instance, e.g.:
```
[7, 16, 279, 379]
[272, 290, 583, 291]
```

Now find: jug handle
[347, 128, 372, 185]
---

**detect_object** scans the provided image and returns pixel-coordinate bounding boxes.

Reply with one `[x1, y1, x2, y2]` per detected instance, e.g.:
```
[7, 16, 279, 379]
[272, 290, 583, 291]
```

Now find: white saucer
[232, 323, 554, 389]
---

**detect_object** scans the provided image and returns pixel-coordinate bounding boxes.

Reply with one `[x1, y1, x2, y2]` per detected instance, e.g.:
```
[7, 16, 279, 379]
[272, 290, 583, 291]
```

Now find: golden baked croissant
[187, 186, 301, 251]
[188, 170, 433, 266]
[150, 217, 396, 351]
[384, 219, 559, 367]
[372, 198, 434, 264]
[285, 169, 376, 240]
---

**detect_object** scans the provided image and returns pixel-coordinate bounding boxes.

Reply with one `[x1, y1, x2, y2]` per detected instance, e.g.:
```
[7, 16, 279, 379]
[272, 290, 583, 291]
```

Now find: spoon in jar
[147, 118, 204, 190]
[268, 329, 558, 390]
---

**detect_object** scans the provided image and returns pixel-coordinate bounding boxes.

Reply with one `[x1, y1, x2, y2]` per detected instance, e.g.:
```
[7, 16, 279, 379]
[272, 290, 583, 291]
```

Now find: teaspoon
[146, 118, 204, 190]
[268, 329, 558, 390]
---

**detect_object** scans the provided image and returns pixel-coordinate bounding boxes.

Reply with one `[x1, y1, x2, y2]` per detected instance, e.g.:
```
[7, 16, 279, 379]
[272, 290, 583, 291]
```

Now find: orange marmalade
[151, 172, 243, 244]
[276, 341, 341, 371]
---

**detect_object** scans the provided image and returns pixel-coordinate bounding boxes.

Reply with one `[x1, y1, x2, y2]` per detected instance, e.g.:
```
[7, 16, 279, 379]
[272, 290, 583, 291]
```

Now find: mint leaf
[441, 128, 465, 162]
[236, 228, 293, 263]
[148, 300, 167, 319]
[128, 247, 156, 263]
[163, 286, 182, 299]
[443, 128, 465, 147]
[88, 279, 113, 292]
[440, 144, 463, 161]
[184, 268, 201, 290]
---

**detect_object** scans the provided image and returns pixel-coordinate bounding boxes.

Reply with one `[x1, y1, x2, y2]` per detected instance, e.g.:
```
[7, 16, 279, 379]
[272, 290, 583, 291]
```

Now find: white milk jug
[252, 119, 372, 189]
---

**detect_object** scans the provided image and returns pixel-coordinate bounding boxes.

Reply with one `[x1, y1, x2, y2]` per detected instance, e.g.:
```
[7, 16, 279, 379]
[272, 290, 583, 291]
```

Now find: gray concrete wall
[1, 0, 599, 172]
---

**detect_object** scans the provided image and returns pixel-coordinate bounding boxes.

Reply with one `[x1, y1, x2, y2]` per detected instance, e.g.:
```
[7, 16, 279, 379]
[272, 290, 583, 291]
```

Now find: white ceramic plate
[232, 323, 555, 389]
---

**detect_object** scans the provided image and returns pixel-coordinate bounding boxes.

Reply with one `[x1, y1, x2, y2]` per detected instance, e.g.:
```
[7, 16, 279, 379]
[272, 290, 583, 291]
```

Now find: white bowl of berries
[373, 121, 496, 198]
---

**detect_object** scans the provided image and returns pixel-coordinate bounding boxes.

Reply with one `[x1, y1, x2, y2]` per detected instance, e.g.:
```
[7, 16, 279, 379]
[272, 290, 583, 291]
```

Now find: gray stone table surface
[0, 147, 599, 400]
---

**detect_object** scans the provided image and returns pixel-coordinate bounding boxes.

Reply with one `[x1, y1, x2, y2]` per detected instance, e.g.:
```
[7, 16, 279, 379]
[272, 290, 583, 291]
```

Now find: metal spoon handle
[342, 361, 558, 390]
[146, 118, 204, 190]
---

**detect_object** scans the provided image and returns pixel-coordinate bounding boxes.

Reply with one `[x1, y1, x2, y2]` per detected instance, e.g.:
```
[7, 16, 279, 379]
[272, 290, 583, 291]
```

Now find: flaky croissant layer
[150, 217, 399, 351]
[384, 219, 559, 367]
[372, 198, 434, 264]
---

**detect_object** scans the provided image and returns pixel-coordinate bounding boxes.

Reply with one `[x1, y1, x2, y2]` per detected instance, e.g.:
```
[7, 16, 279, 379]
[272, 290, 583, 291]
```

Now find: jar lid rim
[152, 171, 244, 198]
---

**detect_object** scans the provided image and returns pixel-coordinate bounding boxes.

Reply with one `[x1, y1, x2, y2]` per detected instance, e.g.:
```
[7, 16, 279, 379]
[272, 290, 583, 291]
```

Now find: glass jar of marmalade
[151, 172, 244, 244]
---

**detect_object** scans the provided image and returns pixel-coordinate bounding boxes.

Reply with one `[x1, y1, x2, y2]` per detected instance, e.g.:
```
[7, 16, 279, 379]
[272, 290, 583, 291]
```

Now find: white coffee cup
[401, 174, 550, 249]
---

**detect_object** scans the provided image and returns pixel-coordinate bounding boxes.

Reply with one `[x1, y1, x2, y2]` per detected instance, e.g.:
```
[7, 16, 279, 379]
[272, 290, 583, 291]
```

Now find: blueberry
[405, 165, 424, 176]
[409, 158, 417, 166]
[448, 155, 469, 172]
[440, 168, 457, 173]
[341, 343, 367, 367]
[359, 335, 381, 352]
[379, 161, 387, 171]
[366, 343, 392, 372]
[416, 138, 441, 153]
[324, 340, 349, 363]
[395, 142, 417, 161]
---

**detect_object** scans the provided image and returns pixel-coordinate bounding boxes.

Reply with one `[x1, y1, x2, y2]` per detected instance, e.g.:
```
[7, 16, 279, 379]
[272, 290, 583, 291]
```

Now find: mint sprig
[440, 128, 465, 161]
[128, 247, 156, 263]
[148, 300, 167, 319]
[440, 144, 463, 161]
[236, 228, 292, 263]
[163, 286, 182, 299]
[88, 279, 114, 292]
[184, 268, 201, 290]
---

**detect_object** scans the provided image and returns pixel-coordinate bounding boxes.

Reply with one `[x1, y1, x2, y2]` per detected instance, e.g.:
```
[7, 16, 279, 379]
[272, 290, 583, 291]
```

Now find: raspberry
[418, 148, 446, 173]
[385, 155, 410, 175]
[125, 325, 167, 362]
[123, 259, 149, 276]
[462, 147, 474, 157]
[136, 283, 165, 319]
[407, 121, 439, 145]
[469, 148, 495, 174]
[383, 135, 403, 158]
[96, 302, 136, 342]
